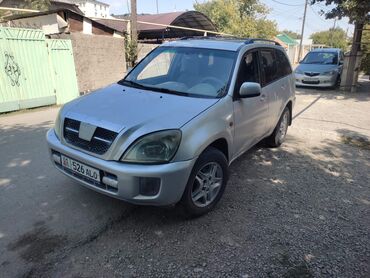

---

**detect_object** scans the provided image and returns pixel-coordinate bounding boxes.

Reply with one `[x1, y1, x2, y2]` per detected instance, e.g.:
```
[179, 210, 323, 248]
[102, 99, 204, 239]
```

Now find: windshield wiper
[119, 80, 190, 96]
[151, 86, 190, 96]
[118, 79, 151, 90]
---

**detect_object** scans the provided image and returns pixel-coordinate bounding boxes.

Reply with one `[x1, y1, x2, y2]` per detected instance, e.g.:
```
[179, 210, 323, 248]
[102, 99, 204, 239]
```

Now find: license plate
[61, 155, 100, 182]
[304, 77, 319, 82]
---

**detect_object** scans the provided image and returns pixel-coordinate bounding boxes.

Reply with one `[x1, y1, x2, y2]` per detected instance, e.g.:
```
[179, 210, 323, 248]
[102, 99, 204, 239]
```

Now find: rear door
[232, 50, 269, 157]
[259, 48, 292, 132]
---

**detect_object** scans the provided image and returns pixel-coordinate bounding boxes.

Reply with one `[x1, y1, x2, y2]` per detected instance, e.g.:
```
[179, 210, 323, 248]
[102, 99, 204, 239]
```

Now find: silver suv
[47, 38, 295, 216]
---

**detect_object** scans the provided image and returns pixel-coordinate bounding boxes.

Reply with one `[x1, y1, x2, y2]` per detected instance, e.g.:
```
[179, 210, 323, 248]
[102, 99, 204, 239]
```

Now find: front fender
[173, 96, 234, 162]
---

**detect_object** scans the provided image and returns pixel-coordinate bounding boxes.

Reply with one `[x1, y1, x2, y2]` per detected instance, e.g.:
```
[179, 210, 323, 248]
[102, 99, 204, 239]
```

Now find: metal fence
[0, 27, 78, 113]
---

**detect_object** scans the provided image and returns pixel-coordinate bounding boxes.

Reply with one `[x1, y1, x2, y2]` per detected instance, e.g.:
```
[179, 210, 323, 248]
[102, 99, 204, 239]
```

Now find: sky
[103, 0, 353, 39]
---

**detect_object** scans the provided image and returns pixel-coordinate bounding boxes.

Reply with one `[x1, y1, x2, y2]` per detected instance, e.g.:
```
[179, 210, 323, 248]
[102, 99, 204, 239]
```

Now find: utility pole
[130, 0, 138, 42]
[330, 18, 337, 47]
[298, 0, 308, 62]
[156, 0, 159, 14]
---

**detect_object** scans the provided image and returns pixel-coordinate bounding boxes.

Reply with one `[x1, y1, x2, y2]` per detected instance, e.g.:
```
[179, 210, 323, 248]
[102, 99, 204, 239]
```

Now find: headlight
[294, 68, 303, 74]
[321, 70, 336, 76]
[54, 109, 62, 139]
[121, 130, 181, 163]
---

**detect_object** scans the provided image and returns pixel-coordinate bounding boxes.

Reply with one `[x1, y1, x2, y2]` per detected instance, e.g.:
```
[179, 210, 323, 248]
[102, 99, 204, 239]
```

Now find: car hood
[296, 63, 339, 73]
[62, 83, 218, 134]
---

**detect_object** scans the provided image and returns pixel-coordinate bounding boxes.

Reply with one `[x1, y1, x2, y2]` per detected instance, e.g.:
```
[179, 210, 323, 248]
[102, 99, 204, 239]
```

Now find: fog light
[139, 177, 160, 196]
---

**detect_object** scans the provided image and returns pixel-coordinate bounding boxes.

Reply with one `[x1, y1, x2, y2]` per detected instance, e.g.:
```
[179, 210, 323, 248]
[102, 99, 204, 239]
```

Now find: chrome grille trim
[63, 118, 118, 155]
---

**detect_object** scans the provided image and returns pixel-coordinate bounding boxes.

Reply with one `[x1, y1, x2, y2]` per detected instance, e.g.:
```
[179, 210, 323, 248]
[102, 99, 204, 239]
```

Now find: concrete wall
[10, 14, 67, 35]
[57, 33, 126, 93]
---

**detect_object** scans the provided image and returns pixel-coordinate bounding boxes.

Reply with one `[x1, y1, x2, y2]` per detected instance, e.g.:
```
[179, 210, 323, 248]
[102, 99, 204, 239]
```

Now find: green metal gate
[47, 39, 79, 105]
[0, 27, 79, 113]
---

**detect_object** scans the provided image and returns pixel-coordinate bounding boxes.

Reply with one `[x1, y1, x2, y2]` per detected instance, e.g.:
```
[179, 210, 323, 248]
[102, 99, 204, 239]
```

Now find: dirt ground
[1, 84, 369, 277]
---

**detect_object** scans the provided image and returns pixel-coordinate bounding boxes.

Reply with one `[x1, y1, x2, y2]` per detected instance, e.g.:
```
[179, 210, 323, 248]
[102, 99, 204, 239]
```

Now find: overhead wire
[269, 0, 305, 7]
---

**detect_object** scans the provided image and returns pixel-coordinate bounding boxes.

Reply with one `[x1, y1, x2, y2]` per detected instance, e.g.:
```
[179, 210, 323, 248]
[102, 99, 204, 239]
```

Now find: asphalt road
[1, 86, 369, 277]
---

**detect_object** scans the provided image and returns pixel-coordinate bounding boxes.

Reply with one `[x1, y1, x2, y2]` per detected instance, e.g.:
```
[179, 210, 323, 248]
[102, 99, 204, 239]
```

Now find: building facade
[67, 0, 110, 18]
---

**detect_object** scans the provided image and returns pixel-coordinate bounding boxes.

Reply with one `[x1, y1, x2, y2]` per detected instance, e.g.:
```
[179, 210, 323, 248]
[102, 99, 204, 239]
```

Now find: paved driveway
[1, 86, 369, 277]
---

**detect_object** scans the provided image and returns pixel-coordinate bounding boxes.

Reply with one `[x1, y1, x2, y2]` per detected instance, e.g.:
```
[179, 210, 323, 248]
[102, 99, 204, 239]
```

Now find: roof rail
[178, 36, 281, 46]
[244, 38, 281, 46]
[179, 35, 233, 40]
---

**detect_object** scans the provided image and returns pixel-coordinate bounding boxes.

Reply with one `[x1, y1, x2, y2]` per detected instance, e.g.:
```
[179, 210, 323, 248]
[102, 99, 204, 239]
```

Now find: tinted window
[234, 51, 260, 95]
[260, 50, 278, 85]
[275, 49, 292, 77]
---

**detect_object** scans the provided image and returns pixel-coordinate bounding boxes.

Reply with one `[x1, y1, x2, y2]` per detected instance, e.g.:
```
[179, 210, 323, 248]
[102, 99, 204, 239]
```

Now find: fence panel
[47, 39, 79, 105]
[0, 27, 55, 113]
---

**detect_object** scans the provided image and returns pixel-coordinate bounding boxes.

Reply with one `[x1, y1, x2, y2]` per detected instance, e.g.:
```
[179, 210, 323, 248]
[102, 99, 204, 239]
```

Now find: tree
[194, 0, 278, 39]
[360, 24, 370, 76]
[281, 30, 301, 39]
[310, 0, 370, 91]
[0, 0, 50, 18]
[310, 27, 348, 50]
[24, 0, 51, 11]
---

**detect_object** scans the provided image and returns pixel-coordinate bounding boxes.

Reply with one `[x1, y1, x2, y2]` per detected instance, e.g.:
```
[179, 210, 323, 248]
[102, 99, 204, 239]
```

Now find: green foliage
[194, 0, 278, 39]
[125, 35, 138, 67]
[281, 30, 301, 39]
[310, 0, 369, 23]
[0, 0, 50, 18]
[360, 25, 370, 74]
[24, 0, 51, 11]
[310, 27, 348, 50]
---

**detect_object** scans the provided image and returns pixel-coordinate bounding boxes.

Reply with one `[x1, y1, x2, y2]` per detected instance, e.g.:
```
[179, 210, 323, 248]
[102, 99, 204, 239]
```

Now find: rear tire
[180, 147, 228, 217]
[266, 107, 290, 147]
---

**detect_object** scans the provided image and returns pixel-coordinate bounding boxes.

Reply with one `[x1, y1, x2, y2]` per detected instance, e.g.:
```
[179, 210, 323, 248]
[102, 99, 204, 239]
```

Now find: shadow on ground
[30, 131, 370, 278]
[296, 78, 370, 102]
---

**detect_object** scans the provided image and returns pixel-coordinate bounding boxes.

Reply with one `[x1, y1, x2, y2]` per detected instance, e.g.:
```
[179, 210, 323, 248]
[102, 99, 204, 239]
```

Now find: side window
[275, 49, 292, 77]
[260, 50, 278, 85]
[234, 51, 260, 95]
[137, 50, 174, 80]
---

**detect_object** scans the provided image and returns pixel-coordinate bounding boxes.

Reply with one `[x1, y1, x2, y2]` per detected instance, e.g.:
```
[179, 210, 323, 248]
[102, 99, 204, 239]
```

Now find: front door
[232, 50, 269, 158]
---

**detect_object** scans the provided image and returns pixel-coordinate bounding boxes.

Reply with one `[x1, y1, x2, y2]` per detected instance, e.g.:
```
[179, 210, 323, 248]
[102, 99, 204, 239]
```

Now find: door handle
[260, 94, 266, 101]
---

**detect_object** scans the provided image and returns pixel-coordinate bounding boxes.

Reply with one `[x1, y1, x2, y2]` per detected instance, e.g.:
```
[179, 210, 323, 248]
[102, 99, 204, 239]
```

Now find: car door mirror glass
[239, 82, 261, 98]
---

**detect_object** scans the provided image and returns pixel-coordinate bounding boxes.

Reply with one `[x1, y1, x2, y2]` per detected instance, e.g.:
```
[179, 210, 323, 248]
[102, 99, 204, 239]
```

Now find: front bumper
[295, 73, 338, 87]
[46, 129, 196, 206]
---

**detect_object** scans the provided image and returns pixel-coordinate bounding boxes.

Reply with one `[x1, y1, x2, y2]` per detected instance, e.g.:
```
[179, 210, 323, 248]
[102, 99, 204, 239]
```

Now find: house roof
[276, 33, 298, 45]
[0, 0, 83, 15]
[58, 0, 109, 7]
[4, 8, 121, 35]
[96, 11, 217, 39]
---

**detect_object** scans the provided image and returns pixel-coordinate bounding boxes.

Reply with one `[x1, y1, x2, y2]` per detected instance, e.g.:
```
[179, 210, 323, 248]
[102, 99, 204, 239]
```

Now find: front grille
[304, 72, 320, 77]
[63, 118, 118, 155]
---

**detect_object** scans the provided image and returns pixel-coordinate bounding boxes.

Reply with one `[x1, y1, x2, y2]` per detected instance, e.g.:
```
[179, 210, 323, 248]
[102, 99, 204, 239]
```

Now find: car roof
[162, 39, 245, 51]
[161, 37, 282, 52]
[310, 48, 341, 53]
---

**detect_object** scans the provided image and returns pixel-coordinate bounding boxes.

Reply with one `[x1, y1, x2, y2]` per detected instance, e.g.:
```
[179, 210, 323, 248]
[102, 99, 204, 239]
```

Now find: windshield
[301, 51, 338, 65]
[122, 46, 237, 98]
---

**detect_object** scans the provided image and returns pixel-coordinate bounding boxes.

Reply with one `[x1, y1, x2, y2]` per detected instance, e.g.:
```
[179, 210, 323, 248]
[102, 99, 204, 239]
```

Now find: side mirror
[239, 82, 261, 98]
[339, 60, 343, 65]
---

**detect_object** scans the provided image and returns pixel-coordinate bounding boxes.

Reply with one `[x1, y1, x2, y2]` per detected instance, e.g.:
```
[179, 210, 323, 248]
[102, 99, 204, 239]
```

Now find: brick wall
[57, 33, 126, 93]
[92, 21, 114, 36]
[68, 13, 83, 32]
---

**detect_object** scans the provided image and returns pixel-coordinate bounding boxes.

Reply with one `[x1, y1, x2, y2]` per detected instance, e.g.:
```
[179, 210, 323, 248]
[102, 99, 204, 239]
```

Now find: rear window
[275, 49, 292, 77]
[260, 50, 278, 85]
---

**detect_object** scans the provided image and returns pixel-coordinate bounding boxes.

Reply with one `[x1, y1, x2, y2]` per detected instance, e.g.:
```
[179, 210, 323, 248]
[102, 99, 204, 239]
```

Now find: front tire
[266, 107, 290, 147]
[180, 147, 228, 217]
